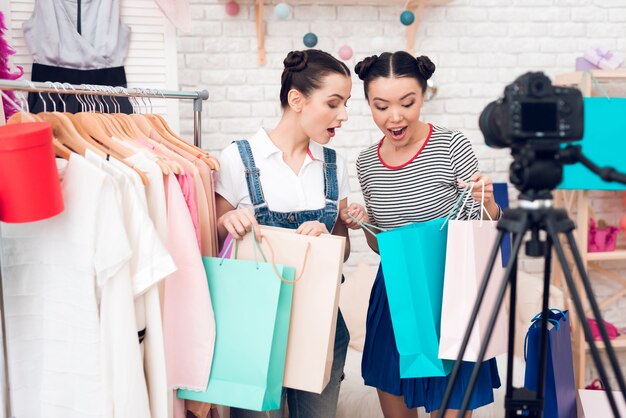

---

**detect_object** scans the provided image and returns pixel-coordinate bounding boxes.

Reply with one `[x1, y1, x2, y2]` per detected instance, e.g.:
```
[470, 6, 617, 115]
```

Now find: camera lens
[479, 101, 509, 149]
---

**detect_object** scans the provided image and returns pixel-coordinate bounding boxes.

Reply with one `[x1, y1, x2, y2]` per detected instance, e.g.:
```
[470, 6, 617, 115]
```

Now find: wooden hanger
[113, 113, 174, 176]
[146, 113, 220, 170]
[7, 112, 73, 160]
[126, 113, 186, 175]
[94, 88, 174, 176]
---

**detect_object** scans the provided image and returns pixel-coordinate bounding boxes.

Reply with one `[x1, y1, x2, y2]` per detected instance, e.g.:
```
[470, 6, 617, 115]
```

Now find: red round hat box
[0, 122, 64, 223]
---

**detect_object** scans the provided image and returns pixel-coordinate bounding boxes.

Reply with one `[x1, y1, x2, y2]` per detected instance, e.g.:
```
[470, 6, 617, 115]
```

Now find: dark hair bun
[416, 55, 436, 80]
[284, 50, 309, 72]
[354, 55, 379, 80]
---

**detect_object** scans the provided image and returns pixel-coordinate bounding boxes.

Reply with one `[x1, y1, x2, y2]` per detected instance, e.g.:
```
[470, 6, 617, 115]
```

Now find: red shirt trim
[377, 123, 433, 170]
[307, 148, 315, 160]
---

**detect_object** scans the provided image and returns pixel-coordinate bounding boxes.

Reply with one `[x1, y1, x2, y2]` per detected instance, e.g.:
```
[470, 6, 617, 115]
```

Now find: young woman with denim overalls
[214, 49, 366, 418]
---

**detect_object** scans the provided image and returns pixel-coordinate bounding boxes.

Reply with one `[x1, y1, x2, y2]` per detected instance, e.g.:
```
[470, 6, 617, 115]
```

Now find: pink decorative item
[583, 48, 624, 70]
[225, 0, 240, 17]
[0, 11, 24, 122]
[588, 218, 619, 252]
[586, 318, 619, 342]
[576, 57, 600, 72]
[585, 379, 604, 391]
[338, 45, 353, 61]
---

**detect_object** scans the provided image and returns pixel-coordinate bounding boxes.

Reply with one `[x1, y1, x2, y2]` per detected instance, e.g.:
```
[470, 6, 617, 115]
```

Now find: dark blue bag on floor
[524, 309, 576, 418]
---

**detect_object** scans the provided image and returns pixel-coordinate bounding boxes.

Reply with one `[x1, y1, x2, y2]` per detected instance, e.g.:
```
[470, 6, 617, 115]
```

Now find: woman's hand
[457, 173, 500, 219]
[340, 203, 369, 230]
[218, 208, 261, 240]
[296, 221, 329, 236]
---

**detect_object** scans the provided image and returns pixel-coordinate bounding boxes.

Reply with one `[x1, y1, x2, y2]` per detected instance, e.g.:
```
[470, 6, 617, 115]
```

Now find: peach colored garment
[149, 138, 214, 257]
[133, 137, 201, 248]
[161, 143, 217, 257]
[161, 174, 215, 416]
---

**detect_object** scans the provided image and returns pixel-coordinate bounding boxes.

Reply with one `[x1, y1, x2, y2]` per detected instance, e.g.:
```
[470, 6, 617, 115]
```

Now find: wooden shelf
[555, 69, 626, 86]
[586, 335, 626, 351]
[254, 0, 434, 65]
[588, 249, 626, 262]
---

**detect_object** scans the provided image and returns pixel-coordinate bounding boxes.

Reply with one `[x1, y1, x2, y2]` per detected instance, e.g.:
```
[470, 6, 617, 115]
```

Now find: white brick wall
[178, 0, 626, 359]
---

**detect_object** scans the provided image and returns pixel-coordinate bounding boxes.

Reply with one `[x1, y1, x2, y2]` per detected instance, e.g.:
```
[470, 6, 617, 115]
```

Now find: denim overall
[229, 139, 350, 418]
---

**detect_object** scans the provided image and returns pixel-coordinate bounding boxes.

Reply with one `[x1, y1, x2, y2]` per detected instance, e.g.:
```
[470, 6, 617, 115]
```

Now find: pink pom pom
[225, 1, 240, 17]
[0, 11, 24, 121]
[338, 45, 353, 61]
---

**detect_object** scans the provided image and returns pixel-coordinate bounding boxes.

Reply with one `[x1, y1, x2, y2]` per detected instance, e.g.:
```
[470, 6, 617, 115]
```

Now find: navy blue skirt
[361, 264, 501, 413]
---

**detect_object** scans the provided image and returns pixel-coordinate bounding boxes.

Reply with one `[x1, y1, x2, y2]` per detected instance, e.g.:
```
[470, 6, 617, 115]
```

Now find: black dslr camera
[479, 72, 584, 149]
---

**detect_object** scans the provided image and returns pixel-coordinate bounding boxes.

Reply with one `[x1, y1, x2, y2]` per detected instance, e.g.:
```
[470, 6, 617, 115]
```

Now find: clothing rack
[0, 79, 209, 147]
[0, 79, 209, 418]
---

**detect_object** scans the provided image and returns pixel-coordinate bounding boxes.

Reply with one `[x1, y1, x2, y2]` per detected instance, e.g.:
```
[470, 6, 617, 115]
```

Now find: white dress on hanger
[1, 155, 131, 418]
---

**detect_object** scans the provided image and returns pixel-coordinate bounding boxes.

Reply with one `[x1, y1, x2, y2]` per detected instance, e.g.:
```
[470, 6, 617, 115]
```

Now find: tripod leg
[533, 236, 553, 410]
[505, 250, 518, 401]
[456, 229, 530, 416]
[565, 230, 626, 402]
[440, 228, 526, 417]
[546, 225, 623, 418]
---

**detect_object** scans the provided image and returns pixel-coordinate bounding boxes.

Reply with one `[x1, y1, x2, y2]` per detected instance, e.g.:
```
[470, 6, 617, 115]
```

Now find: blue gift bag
[559, 97, 626, 191]
[524, 309, 576, 418]
[377, 218, 453, 378]
[493, 182, 511, 268]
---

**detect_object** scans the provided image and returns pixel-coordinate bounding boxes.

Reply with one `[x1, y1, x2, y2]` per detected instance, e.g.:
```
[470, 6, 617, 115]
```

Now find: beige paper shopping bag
[438, 183, 508, 362]
[237, 226, 346, 394]
[438, 219, 508, 361]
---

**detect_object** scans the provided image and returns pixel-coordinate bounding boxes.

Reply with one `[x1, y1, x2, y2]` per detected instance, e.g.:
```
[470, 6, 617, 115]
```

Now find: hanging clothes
[2, 155, 132, 418]
[23, 0, 132, 112]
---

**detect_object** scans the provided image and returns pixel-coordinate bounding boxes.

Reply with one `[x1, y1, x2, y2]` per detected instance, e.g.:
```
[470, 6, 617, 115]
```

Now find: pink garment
[160, 139, 217, 257]
[133, 136, 202, 248]
[150, 140, 206, 253]
[175, 171, 201, 248]
[161, 174, 215, 417]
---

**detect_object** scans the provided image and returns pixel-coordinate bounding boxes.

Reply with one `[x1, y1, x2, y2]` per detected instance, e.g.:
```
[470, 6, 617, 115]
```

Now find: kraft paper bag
[237, 226, 346, 394]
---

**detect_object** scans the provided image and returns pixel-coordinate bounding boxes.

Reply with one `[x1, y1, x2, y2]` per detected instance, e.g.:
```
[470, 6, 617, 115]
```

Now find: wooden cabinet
[553, 70, 626, 388]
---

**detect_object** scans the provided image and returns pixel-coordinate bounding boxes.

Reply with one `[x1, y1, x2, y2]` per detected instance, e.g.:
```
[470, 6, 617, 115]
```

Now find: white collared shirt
[216, 128, 350, 212]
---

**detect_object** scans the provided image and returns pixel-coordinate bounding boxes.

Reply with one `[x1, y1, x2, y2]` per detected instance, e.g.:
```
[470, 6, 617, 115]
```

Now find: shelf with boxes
[553, 69, 626, 388]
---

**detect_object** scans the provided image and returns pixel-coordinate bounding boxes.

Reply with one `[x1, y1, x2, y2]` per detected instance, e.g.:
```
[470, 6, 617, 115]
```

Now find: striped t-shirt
[356, 124, 483, 230]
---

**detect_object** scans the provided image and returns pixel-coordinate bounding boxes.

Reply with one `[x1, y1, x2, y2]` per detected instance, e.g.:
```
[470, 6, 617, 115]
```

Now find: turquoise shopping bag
[177, 245, 294, 411]
[559, 97, 626, 191]
[377, 218, 453, 378]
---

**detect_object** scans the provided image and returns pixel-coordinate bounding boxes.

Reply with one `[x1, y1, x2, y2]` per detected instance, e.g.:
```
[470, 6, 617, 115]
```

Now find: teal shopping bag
[559, 97, 626, 191]
[377, 218, 453, 378]
[177, 251, 294, 411]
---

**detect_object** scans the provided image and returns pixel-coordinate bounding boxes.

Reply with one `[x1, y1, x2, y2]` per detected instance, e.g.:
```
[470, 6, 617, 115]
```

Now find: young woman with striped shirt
[340, 51, 501, 418]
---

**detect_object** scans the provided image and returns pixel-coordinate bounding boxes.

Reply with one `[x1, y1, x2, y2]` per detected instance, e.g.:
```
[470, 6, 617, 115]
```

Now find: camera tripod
[439, 146, 626, 418]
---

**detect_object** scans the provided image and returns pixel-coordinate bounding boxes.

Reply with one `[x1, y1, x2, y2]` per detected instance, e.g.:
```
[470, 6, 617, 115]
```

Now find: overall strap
[235, 140, 266, 207]
[322, 147, 339, 202]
